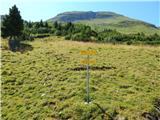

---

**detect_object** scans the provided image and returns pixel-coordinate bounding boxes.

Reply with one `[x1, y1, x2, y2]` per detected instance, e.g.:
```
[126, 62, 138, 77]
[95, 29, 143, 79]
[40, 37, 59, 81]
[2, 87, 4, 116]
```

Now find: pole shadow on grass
[93, 102, 119, 120]
[142, 98, 160, 120]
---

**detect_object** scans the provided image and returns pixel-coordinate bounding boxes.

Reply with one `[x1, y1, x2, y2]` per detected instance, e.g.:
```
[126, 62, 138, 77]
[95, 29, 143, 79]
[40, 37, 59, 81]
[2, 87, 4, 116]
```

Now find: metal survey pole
[80, 50, 96, 104]
[86, 55, 90, 103]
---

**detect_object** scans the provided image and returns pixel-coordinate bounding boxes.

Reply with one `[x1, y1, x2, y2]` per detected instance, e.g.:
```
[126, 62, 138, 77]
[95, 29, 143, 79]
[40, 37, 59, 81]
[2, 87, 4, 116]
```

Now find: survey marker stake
[80, 50, 97, 104]
[86, 54, 90, 103]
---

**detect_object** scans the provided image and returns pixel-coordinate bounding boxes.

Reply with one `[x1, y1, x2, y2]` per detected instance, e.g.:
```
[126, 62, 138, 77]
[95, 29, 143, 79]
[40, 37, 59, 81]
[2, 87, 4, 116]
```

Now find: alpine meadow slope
[1, 36, 160, 120]
[48, 11, 160, 35]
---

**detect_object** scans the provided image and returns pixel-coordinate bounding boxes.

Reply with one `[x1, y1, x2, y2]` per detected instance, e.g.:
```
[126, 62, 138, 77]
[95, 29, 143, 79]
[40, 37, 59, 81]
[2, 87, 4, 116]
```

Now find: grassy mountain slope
[2, 36, 160, 119]
[49, 11, 122, 22]
[79, 17, 160, 35]
[49, 11, 160, 35]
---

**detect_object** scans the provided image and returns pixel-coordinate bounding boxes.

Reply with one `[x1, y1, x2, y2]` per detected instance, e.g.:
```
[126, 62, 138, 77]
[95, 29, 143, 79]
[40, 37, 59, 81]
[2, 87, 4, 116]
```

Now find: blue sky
[1, 0, 160, 26]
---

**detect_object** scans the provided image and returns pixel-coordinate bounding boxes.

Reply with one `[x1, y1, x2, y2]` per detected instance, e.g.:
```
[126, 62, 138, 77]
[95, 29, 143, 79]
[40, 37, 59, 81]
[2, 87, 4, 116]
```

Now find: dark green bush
[37, 27, 51, 34]
[72, 33, 90, 42]
[55, 30, 62, 36]
[126, 41, 133, 45]
[65, 34, 72, 40]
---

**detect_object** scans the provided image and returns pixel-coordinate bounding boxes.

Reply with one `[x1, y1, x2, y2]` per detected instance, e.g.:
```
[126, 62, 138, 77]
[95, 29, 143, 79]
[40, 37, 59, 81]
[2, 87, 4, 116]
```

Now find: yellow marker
[80, 50, 97, 55]
[80, 50, 97, 103]
[80, 60, 96, 65]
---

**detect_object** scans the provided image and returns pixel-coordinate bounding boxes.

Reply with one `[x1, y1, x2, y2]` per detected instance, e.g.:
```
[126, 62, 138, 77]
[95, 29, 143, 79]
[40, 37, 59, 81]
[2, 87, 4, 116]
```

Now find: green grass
[1, 36, 160, 119]
[77, 17, 160, 35]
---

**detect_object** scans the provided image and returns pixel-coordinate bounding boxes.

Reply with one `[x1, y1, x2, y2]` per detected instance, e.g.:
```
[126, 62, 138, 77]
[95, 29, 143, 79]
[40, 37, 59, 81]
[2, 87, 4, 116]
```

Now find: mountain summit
[48, 11, 160, 35]
[49, 11, 122, 22]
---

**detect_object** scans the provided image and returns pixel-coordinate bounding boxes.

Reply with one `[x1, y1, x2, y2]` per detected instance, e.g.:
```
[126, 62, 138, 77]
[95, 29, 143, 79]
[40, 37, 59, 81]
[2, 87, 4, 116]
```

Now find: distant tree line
[53, 21, 97, 42]
[52, 22, 160, 45]
[97, 29, 160, 45]
[23, 20, 52, 39]
[21, 20, 160, 45]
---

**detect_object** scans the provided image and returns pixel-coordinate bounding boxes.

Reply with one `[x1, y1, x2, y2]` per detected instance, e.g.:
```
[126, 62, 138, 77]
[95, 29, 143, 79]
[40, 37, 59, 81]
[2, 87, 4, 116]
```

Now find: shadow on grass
[18, 43, 33, 53]
[142, 98, 160, 120]
[93, 102, 119, 120]
[11, 42, 33, 53]
[68, 66, 116, 71]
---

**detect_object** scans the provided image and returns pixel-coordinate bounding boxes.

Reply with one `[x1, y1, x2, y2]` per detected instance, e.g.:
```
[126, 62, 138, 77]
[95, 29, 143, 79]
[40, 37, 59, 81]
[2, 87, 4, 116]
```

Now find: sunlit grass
[1, 36, 160, 119]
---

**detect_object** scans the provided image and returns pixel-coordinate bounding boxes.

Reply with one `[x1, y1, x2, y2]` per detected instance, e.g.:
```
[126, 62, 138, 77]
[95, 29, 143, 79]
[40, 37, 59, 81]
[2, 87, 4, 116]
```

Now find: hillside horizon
[48, 11, 159, 27]
[47, 11, 160, 35]
[1, 10, 159, 28]
[1, 10, 160, 35]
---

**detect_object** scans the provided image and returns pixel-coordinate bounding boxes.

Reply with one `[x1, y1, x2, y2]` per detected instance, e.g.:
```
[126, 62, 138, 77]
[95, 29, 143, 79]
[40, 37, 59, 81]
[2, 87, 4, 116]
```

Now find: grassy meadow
[1, 36, 160, 120]
[78, 18, 160, 35]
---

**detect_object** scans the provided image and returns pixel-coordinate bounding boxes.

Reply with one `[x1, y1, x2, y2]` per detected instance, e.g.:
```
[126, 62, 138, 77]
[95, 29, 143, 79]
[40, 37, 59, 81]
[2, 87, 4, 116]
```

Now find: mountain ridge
[49, 11, 124, 22]
[48, 11, 160, 35]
